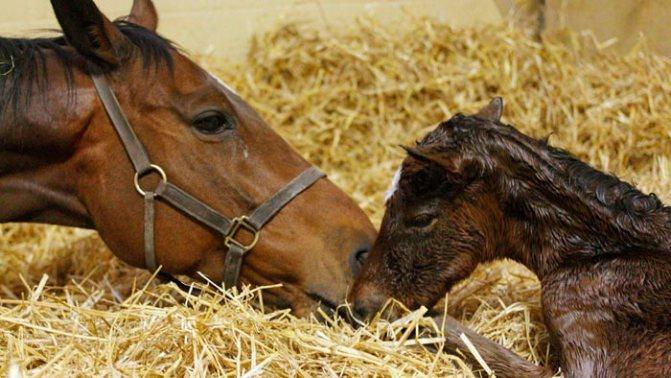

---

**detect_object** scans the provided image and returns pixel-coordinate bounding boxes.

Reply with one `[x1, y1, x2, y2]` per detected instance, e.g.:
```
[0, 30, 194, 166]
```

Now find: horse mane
[423, 114, 670, 245]
[544, 141, 664, 213]
[0, 21, 175, 121]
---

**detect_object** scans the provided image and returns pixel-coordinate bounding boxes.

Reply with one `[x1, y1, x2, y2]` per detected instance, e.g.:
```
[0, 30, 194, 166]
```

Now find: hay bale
[2, 18, 670, 376]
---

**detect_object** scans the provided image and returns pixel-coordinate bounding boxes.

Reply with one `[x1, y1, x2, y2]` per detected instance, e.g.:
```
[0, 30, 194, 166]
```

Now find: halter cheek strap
[90, 73, 325, 289]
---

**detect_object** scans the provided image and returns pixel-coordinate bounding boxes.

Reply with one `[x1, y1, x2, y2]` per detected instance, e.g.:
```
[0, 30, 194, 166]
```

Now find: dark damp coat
[350, 99, 671, 377]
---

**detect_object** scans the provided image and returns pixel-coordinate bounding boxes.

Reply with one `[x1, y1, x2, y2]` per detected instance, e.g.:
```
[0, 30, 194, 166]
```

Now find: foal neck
[494, 151, 671, 279]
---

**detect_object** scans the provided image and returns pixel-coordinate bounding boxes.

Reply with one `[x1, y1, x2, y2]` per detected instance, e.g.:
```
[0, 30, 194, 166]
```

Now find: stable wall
[3, 1, 671, 59]
[0, 0, 502, 61]
[543, 0, 671, 57]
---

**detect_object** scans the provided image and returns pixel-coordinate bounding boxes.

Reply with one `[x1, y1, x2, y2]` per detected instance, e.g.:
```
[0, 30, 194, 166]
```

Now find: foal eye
[409, 213, 438, 229]
[192, 111, 235, 134]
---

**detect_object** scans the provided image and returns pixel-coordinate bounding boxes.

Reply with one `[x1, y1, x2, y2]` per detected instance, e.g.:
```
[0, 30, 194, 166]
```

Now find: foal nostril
[349, 243, 371, 277]
[348, 280, 387, 322]
[352, 299, 370, 321]
[352, 293, 384, 321]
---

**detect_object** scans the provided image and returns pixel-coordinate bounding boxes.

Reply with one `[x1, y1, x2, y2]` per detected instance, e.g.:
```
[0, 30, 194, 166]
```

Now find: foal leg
[433, 315, 554, 377]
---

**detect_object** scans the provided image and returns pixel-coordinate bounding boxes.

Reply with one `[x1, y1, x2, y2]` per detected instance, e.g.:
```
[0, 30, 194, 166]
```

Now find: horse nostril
[349, 244, 371, 277]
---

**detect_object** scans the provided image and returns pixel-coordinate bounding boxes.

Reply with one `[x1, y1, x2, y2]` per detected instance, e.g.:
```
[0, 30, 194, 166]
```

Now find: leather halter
[90, 73, 325, 289]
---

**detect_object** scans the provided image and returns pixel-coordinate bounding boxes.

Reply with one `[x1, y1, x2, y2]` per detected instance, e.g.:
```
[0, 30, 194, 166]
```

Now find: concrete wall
[0, 0, 503, 61]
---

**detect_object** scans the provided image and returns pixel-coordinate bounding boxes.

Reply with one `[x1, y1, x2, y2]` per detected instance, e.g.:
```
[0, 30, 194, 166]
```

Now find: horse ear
[402, 145, 434, 163]
[401, 145, 464, 175]
[129, 0, 159, 31]
[475, 97, 503, 121]
[50, 0, 131, 68]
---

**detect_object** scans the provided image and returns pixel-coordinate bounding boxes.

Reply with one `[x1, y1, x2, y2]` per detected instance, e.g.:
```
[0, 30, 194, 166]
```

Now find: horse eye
[192, 111, 234, 134]
[409, 213, 438, 229]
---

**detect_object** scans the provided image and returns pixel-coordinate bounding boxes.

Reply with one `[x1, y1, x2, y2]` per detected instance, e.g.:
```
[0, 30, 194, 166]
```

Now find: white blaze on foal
[385, 166, 402, 202]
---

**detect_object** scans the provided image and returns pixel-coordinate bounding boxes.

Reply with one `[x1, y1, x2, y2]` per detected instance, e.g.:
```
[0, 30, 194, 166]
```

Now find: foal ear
[50, 0, 131, 68]
[129, 0, 159, 31]
[402, 145, 465, 175]
[401, 145, 435, 163]
[475, 97, 504, 121]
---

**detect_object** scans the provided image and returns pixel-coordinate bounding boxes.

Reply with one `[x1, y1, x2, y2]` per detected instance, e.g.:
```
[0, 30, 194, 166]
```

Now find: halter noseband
[90, 73, 325, 289]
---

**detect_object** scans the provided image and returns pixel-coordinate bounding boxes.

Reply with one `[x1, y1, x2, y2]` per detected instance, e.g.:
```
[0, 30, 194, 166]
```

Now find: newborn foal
[350, 99, 671, 377]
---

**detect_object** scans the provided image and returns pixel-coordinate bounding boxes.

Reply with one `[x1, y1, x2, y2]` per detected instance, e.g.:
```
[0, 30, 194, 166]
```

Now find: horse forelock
[0, 21, 175, 123]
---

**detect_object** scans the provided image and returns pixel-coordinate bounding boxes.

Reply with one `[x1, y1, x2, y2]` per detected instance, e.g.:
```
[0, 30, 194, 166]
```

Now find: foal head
[348, 99, 508, 316]
[1, 0, 375, 315]
[350, 97, 670, 318]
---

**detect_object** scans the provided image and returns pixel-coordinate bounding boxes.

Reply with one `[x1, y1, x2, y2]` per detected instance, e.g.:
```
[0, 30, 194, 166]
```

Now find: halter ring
[224, 216, 260, 251]
[134, 164, 168, 196]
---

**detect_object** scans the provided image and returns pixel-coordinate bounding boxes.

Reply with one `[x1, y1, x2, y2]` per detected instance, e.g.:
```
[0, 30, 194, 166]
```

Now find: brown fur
[350, 98, 671, 376]
[0, 0, 376, 316]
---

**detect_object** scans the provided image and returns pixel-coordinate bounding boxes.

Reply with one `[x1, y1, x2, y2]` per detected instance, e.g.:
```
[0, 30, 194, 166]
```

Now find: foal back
[542, 251, 671, 376]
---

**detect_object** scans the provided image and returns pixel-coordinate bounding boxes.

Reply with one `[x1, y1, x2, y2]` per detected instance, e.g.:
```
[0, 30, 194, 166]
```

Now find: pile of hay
[2, 18, 671, 376]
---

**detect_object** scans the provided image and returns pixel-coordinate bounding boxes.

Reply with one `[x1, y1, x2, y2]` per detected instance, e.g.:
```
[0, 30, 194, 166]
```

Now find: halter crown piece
[90, 73, 325, 289]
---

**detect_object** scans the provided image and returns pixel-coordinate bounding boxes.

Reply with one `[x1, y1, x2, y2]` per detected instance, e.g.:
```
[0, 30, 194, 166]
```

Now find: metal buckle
[134, 164, 168, 196]
[224, 216, 260, 251]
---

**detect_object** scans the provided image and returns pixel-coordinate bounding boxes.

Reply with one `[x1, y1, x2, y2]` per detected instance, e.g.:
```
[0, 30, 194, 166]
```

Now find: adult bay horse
[0, 0, 376, 316]
[350, 99, 671, 376]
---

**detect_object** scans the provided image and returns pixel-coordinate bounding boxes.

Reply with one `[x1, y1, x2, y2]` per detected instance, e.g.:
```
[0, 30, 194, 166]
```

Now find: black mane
[425, 114, 665, 219]
[0, 21, 175, 121]
[545, 141, 663, 214]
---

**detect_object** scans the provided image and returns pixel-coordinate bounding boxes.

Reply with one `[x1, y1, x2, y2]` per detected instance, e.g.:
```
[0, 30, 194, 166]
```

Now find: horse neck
[495, 170, 671, 279]
[0, 67, 93, 228]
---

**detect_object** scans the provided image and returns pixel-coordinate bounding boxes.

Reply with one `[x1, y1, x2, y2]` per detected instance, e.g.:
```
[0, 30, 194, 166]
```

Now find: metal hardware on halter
[90, 72, 326, 292]
[0, 55, 15, 76]
[224, 216, 260, 251]
[134, 164, 167, 196]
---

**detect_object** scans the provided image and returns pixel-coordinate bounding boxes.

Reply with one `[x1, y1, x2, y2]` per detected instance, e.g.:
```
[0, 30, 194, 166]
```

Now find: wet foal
[0, 0, 376, 316]
[350, 98, 671, 376]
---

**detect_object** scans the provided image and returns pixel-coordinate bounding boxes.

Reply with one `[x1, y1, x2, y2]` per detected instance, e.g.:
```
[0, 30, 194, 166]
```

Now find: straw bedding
[2, 18, 671, 377]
